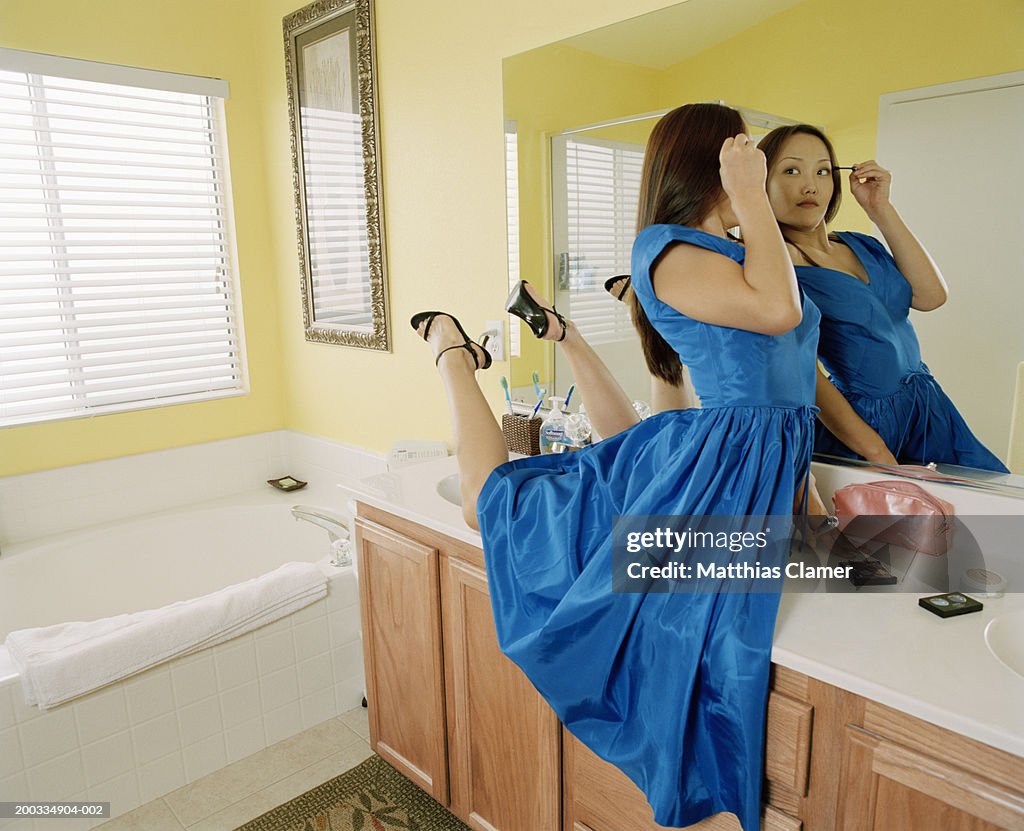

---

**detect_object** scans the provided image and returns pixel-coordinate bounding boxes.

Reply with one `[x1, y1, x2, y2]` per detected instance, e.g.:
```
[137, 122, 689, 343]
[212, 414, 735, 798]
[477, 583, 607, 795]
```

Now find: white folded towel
[5, 561, 328, 710]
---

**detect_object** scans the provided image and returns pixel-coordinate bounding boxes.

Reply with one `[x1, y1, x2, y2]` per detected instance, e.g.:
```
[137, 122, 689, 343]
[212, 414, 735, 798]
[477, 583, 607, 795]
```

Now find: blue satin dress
[797, 231, 1007, 472]
[477, 225, 819, 831]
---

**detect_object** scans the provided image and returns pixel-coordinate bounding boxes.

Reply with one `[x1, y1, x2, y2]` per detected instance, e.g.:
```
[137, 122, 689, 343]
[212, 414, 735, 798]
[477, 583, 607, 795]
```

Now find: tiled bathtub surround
[0, 572, 363, 830]
[0, 431, 387, 828]
[0, 430, 386, 549]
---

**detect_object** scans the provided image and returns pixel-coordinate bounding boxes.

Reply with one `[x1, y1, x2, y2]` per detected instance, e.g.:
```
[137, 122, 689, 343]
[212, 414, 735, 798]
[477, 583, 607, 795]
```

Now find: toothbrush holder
[501, 413, 542, 456]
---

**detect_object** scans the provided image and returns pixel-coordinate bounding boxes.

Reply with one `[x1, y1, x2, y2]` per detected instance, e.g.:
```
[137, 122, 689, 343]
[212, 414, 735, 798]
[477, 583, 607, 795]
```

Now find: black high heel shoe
[504, 280, 567, 341]
[603, 274, 631, 302]
[410, 311, 492, 370]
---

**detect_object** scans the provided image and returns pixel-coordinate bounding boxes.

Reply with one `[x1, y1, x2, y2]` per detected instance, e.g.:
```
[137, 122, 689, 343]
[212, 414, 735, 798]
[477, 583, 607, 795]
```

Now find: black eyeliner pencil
[833, 166, 857, 170]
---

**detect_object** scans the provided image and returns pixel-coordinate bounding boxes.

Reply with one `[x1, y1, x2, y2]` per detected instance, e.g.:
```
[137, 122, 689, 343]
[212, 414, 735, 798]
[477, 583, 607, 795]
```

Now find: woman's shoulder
[834, 230, 889, 256]
[635, 224, 745, 263]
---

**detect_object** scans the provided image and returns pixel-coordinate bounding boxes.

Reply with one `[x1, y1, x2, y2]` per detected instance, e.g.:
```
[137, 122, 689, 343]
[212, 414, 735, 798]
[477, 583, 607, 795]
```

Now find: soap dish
[268, 476, 307, 492]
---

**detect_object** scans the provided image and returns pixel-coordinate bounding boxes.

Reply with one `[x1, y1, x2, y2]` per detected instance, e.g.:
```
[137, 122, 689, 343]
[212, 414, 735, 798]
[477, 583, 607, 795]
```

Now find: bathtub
[0, 488, 364, 828]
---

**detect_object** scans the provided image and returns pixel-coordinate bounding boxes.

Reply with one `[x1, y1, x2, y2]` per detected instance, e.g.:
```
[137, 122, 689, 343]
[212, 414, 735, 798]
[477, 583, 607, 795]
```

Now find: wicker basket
[501, 413, 541, 456]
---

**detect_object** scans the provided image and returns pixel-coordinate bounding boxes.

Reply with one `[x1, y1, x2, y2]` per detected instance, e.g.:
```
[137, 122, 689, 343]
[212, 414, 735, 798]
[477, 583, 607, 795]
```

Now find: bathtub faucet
[291, 505, 352, 567]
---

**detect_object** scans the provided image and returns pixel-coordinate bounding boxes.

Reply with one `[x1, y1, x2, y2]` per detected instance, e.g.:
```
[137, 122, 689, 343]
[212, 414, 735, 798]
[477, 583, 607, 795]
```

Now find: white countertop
[342, 454, 1024, 759]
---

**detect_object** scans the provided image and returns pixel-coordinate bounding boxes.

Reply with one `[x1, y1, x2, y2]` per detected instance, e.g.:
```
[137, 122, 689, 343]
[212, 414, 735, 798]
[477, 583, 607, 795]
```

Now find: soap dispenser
[539, 396, 567, 454]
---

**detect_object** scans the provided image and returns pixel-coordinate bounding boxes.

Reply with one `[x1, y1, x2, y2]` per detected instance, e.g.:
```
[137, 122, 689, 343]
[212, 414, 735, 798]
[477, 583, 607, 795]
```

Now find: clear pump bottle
[539, 396, 567, 454]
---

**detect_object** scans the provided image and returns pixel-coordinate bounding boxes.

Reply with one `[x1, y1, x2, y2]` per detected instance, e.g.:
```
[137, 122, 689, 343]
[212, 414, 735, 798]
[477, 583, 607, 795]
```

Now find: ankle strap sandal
[504, 280, 566, 341]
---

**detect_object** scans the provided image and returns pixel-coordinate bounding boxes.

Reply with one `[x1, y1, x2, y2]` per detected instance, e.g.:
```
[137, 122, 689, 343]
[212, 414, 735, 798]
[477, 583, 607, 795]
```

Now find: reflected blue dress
[797, 231, 1008, 472]
[477, 225, 820, 831]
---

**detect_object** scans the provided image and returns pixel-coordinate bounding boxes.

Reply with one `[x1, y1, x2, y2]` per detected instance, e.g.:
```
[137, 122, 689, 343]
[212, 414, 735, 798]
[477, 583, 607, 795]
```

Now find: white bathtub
[0, 488, 364, 828]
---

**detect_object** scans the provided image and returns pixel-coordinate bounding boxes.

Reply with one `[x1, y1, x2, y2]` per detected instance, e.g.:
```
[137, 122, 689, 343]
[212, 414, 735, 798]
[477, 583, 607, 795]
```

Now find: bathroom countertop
[341, 454, 1024, 759]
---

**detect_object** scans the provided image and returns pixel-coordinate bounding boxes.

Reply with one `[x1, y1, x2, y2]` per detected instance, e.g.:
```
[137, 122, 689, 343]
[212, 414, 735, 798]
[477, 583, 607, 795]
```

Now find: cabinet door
[442, 554, 561, 830]
[355, 517, 448, 804]
[562, 732, 803, 831]
[836, 725, 1024, 831]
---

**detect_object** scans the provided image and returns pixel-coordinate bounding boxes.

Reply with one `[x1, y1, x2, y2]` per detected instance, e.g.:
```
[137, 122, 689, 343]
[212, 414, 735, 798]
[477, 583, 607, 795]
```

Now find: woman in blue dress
[412, 103, 819, 830]
[758, 124, 1008, 472]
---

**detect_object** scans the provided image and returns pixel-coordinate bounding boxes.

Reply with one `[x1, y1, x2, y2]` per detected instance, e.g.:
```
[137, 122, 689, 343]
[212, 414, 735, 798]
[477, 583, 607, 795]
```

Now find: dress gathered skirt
[477, 225, 821, 830]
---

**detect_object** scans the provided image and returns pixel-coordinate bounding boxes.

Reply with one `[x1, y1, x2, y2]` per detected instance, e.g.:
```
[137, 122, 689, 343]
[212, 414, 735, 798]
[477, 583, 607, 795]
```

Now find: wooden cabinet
[356, 505, 1024, 831]
[353, 517, 448, 802]
[442, 552, 561, 829]
[355, 504, 561, 830]
[563, 666, 811, 831]
[562, 664, 1024, 831]
[835, 703, 1024, 831]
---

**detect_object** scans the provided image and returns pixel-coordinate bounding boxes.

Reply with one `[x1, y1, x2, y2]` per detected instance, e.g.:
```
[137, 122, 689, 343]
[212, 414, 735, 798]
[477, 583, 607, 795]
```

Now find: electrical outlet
[484, 319, 504, 361]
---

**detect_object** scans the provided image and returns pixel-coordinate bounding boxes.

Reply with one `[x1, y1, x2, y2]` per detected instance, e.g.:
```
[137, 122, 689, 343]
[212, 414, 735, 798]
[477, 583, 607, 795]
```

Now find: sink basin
[437, 473, 461, 507]
[984, 610, 1024, 680]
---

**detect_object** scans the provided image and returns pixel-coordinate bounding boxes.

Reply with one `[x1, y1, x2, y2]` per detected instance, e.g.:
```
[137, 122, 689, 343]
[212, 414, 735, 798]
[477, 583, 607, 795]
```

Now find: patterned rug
[235, 755, 471, 831]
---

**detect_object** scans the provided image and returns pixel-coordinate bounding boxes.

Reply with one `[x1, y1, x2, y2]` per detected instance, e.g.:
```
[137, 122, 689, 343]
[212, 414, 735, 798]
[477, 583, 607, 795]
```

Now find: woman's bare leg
[417, 316, 508, 530]
[522, 283, 639, 439]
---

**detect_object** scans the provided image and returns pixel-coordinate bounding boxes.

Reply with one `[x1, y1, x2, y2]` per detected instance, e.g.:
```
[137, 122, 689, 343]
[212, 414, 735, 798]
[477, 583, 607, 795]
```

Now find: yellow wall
[0, 0, 287, 475]
[251, 0, 678, 450]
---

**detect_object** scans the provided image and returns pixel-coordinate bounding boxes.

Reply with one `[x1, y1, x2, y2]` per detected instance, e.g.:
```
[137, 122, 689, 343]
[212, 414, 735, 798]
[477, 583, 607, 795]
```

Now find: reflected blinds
[301, 106, 372, 329]
[561, 136, 642, 346]
[504, 122, 521, 358]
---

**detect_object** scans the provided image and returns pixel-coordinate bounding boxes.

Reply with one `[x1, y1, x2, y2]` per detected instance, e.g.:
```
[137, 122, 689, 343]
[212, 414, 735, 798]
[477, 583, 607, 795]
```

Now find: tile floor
[94, 707, 371, 831]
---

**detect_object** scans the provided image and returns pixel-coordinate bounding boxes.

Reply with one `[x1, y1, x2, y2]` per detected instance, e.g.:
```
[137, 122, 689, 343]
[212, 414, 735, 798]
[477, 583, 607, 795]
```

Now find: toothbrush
[530, 397, 543, 419]
[564, 384, 576, 410]
[532, 371, 542, 400]
[499, 376, 514, 414]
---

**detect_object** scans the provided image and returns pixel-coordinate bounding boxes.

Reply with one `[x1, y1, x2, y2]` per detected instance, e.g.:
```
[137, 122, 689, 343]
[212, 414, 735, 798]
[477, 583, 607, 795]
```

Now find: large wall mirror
[502, 0, 1024, 491]
[284, 0, 390, 350]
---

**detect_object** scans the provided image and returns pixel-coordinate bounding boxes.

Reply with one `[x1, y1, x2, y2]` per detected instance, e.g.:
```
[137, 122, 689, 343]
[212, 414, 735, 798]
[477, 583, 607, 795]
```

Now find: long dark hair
[758, 124, 842, 262]
[632, 103, 745, 385]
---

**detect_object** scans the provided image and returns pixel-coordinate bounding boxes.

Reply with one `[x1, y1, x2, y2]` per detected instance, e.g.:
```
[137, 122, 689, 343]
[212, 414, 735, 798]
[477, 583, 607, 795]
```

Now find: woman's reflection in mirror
[758, 124, 1008, 473]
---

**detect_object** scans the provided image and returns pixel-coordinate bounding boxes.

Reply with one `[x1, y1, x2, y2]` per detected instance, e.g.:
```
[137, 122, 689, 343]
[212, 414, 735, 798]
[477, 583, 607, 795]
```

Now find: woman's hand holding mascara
[719, 133, 769, 217]
[848, 160, 893, 220]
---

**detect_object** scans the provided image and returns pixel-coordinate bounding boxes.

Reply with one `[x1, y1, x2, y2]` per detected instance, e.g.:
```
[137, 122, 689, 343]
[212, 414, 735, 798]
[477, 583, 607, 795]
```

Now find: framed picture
[283, 0, 390, 350]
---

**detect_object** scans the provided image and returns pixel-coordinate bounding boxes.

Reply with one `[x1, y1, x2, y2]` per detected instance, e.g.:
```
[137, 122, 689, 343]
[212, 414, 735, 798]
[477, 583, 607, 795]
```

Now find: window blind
[558, 136, 642, 346]
[0, 53, 245, 427]
[504, 121, 521, 357]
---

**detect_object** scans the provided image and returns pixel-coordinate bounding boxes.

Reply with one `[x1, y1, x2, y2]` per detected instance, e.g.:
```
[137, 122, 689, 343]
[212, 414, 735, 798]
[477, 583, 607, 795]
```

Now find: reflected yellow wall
[0, 0, 286, 475]
[503, 45, 660, 389]
[657, 0, 1022, 232]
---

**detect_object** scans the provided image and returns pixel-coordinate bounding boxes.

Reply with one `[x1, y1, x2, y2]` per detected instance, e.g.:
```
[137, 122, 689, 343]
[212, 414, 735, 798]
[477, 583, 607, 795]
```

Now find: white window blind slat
[0, 54, 246, 427]
[5, 341, 238, 371]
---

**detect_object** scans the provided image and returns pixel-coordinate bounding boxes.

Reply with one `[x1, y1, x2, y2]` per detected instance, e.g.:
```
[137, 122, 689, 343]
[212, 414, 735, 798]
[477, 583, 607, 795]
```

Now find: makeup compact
[842, 557, 897, 587]
[918, 592, 983, 619]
